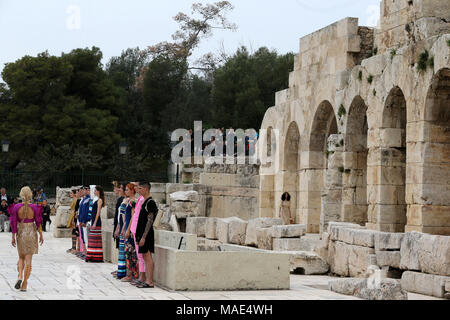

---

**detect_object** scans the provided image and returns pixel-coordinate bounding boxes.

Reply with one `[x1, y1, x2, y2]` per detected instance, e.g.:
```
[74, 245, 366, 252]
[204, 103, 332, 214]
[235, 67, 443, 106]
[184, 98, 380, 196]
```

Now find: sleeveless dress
[124, 202, 139, 279]
[8, 204, 43, 256]
[116, 202, 127, 278]
[280, 200, 292, 225]
[86, 200, 103, 262]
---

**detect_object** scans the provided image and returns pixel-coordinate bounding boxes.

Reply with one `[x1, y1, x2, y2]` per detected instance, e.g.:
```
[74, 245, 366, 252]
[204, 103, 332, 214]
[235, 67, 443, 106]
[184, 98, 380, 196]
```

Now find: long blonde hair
[20, 186, 33, 215]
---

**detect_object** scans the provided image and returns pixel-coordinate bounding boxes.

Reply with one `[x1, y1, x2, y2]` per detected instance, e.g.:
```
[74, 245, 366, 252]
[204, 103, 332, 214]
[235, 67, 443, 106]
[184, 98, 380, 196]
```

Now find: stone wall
[258, 0, 450, 235]
[315, 222, 450, 298]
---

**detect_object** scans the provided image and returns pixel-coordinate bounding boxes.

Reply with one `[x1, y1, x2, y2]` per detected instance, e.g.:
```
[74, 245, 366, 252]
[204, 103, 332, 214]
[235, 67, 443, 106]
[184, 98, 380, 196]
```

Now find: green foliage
[447, 39, 450, 47]
[339, 139, 344, 147]
[373, 89, 377, 96]
[338, 104, 346, 118]
[417, 50, 434, 72]
[367, 75, 373, 84]
[338, 167, 345, 173]
[390, 49, 397, 60]
[0, 48, 123, 170]
[372, 47, 378, 56]
[358, 71, 362, 81]
[212, 46, 294, 130]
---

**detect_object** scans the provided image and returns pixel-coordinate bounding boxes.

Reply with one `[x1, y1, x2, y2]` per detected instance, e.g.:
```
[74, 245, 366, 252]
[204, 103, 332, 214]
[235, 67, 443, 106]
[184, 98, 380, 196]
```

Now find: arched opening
[369, 86, 407, 232]
[343, 96, 368, 225]
[279, 122, 301, 224]
[259, 126, 276, 219]
[307, 101, 338, 233]
[411, 68, 450, 235]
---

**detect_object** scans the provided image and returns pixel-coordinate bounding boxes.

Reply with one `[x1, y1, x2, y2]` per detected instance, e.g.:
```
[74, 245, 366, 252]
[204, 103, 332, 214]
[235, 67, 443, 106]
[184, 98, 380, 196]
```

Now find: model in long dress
[8, 186, 44, 292]
[279, 192, 294, 225]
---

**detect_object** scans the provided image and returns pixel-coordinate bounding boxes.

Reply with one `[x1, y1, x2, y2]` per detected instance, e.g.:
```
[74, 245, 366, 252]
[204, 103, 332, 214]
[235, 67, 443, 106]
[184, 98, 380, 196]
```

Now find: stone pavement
[0, 224, 440, 300]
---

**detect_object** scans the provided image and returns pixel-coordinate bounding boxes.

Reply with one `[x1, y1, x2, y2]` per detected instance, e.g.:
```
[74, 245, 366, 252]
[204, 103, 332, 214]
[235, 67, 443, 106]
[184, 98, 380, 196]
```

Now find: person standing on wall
[135, 181, 158, 288]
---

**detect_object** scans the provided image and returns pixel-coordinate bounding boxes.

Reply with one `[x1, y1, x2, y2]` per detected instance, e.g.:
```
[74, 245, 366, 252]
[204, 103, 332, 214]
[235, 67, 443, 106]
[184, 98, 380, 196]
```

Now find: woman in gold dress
[8, 186, 44, 292]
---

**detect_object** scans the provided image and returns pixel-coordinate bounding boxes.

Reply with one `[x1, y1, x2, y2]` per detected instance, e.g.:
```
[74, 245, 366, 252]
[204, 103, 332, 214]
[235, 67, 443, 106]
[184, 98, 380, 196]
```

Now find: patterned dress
[85, 200, 103, 262]
[124, 201, 139, 279]
[117, 202, 127, 278]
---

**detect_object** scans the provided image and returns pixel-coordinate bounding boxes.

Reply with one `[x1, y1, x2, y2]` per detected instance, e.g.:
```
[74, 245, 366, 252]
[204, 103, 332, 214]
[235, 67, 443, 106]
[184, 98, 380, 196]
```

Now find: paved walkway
[0, 224, 440, 300]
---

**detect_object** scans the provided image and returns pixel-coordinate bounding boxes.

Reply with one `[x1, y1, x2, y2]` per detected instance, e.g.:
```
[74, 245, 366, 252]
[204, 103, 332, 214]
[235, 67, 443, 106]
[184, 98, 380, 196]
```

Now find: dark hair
[71, 189, 77, 194]
[95, 185, 105, 208]
[138, 181, 151, 190]
[281, 192, 291, 201]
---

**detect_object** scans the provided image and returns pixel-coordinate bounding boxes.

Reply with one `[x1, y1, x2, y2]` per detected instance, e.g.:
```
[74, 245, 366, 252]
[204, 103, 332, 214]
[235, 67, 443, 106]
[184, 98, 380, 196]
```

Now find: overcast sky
[0, 0, 381, 81]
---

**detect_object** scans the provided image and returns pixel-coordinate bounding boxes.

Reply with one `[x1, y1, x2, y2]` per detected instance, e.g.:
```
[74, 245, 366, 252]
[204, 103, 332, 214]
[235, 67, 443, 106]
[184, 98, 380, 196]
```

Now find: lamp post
[119, 142, 127, 180]
[2, 140, 10, 188]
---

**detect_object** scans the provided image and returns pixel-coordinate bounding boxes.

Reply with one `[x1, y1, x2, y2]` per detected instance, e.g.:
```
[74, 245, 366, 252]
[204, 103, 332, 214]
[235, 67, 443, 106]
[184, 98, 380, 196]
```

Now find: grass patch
[367, 75, 373, 84]
[338, 104, 346, 118]
[373, 89, 377, 96]
[390, 49, 396, 60]
[358, 70, 362, 81]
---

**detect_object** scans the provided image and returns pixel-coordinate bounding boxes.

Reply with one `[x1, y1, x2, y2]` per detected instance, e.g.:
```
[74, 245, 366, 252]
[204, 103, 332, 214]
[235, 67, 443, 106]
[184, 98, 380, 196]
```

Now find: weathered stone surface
[401, 271, 449, 298]
[374, 232, 404, 251]
[271, 224, 306, 238]
[400, 232, 423, 271]
[445, 280, 450, 292]
[216, 217, 243, 244]
[273, 238, 302, 251]
[327, 222, 364, 235]
[417, 233, 450, 277]
[169, 191, 199, 202]
[205, 218, 218, 240]
[171, 201, 200, 219]
[169, 215, 180, 233]
[54, 206, 71, 229]
[56, 187, 75, 207]
[244, 218, 283, 247]
[328, 223, 365, 241]
[186, 217, 207, 237]
[329, 241, 375, 277]
[287, 251, 329, 275]
[338, 228, 376, 247]
[256, 227, 274, 250]
[329, 278, 407, 300]
[376, 251, 401, 269]
[228, 218, 248, 245]
[156, 205, 172, 231]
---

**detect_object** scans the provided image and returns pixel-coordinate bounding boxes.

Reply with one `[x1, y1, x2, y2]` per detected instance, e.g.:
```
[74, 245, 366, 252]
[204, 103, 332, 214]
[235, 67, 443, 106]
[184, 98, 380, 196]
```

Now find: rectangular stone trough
[154, 245, 290, 291]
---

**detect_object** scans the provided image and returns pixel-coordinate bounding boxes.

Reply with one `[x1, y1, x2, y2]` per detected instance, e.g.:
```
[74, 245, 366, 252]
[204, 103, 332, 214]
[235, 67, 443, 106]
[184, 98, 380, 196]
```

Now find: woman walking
[85, 185, 104, 263]
[8, 186, 44, 292]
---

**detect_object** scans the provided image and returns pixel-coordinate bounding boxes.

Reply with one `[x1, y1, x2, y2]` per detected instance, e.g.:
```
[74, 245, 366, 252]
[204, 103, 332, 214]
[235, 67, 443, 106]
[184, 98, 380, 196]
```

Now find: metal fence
[1, 171, 175, 198]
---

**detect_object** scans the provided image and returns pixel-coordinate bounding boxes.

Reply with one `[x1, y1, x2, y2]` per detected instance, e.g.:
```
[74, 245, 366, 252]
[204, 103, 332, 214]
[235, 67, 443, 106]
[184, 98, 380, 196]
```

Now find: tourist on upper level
[134, 181, 158, 288]
[85, 185, 104, 263]
[8, 186, 44, 292]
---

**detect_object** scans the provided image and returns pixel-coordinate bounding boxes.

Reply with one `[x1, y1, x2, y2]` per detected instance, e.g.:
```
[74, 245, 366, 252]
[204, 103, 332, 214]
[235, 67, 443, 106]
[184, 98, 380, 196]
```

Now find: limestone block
[271, 224, 306, 238]
[329, 278, 407, 300]
[169, 215, 180, 233]
[273, 238, 302, 251]
[171, 201, 200, 219]
[339, 228, 376, 247]
[321, 232, 330, 249]
[330, 241, 350, 276]
[288, 251, 329, 275]
[256, 227, 274, 250]
[169, 191, 199, 202]
[228, 218, 248, 245]
[244, 218, 283, 246]
[376, 251, 401, 269]
[216, 217, 243, 244]
[327, 222, 364, 235]
[417, 233, 450, 276]
[156, 205, 172, 231]
[205, 218, 218, 240]
[185, 217, 207, 237]
[348, 244, 375, 278]
[367, 254, 377, 266]
[401, 271, 449, 298]
[56, 187, 74, 207]
[445, 280, 450, 293]
[374, 232, 404, 251]
[54, 206, 71, 228]
[400, 232, 423, 271]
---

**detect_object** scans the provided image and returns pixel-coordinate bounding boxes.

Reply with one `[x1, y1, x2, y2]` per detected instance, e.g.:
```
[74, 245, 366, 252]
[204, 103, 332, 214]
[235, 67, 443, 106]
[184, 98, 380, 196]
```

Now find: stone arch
[367, 86, 407, 232]
[407, 68, 450, 235]
[342, 96, 369, 225]
[305, 101, 338, 233]
[278, 121, 301, 224]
